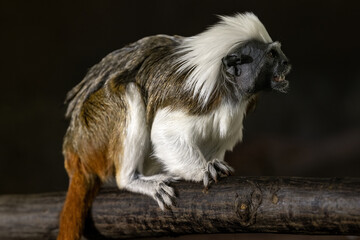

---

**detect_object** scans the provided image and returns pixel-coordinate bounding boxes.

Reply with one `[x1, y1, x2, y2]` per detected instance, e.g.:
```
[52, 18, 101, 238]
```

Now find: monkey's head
[222, 40, 291, 95]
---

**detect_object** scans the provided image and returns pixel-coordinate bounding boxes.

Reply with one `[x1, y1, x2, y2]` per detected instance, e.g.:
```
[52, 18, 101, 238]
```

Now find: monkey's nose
[281, 60, 289, 66]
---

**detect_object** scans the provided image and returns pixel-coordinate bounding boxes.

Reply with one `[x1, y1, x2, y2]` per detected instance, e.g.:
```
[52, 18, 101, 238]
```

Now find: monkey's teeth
[274, 75, 285, 82]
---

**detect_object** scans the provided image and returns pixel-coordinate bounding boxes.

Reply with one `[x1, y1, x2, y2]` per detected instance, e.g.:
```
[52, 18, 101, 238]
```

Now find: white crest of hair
[175, 12, 273, 106]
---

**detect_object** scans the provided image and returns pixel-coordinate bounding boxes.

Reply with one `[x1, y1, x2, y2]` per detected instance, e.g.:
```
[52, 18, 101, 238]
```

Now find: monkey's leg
[115, 83, 176, 210]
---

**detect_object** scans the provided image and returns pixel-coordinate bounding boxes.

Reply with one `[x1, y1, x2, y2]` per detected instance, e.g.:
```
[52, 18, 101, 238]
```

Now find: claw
[202, 160, 234, 191]
[213, 160, 234, 176]
[154, 193, 165, 211]
[158, 188, 173, 206]
[208, 163, 218, 183]
[203, 171, 210, 188]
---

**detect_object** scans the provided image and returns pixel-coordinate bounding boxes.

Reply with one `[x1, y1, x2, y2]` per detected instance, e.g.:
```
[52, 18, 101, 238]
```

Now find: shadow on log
[0, 176, 360, 239]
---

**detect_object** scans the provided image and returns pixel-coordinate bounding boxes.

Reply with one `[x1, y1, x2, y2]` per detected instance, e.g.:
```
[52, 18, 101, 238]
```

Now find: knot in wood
[235, 180, 263, 227]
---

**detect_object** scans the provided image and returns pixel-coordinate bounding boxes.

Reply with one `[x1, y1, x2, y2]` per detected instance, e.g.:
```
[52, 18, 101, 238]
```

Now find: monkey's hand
[202, 159, 234, 192]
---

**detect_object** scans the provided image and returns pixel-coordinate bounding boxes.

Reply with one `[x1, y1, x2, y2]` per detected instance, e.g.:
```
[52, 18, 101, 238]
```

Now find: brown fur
[58, 151, 100, 240]
[59, 83, 128, 239]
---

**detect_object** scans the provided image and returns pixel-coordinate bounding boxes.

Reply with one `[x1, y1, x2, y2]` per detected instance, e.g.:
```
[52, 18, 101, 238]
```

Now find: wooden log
[0, 176, 359, 239]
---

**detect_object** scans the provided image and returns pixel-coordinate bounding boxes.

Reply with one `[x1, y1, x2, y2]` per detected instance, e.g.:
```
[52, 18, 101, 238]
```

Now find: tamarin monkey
[58, 12, 291, 239]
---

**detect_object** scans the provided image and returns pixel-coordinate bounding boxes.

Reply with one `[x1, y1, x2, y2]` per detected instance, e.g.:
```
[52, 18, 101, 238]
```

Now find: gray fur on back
[65, 35, 183, 119]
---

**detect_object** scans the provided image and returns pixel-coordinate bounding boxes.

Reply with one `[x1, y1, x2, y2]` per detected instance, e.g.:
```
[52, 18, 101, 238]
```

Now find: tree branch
[1, 176, 360, 239]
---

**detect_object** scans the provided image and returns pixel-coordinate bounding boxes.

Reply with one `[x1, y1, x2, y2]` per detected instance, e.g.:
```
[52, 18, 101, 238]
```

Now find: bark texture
[0, 176, 359, 239]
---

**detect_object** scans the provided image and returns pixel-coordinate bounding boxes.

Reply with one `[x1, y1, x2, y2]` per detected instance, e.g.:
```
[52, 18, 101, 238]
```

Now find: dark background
[1, 0, 359, 197]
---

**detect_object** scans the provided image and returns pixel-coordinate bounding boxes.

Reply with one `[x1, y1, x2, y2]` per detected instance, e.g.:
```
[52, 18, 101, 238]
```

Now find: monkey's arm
[150, 107, 234, 189]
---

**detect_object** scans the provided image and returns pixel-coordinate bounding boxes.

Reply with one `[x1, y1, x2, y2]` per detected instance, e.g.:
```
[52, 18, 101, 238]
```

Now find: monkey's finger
[160, 191, 173, 207]
[202, 171, 215, 193]
[207, 163, 218, 182]
[203, 171, 210, 188]
[154, 193, 166, 211]
[213, 161, 234, 176]
[159, 183, 175, 198]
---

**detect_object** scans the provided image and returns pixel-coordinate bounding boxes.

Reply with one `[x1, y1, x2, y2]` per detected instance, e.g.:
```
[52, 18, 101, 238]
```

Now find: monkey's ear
[222, 54, 254, 77]
[222, 54, 242, 76]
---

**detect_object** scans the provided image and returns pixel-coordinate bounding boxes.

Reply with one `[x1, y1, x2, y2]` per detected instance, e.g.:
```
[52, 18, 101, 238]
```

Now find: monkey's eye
[267, 49, 277, 58]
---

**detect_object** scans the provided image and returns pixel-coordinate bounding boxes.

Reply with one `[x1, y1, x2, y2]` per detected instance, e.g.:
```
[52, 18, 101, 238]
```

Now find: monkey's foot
[152, 180, 176, 211]
[142, 175, 178, 210]
[124, 174, 177, 211]
[202, 159, 234, 192]
[141, 174, 180, 203]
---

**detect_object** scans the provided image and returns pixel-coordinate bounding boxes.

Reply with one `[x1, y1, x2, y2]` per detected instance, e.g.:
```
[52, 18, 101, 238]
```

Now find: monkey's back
[63, 35, 183, 180]
[65, 35, 183, 120]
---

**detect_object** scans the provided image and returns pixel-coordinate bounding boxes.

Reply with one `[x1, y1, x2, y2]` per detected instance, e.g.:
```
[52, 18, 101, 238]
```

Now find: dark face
[222, 40, 291, 95]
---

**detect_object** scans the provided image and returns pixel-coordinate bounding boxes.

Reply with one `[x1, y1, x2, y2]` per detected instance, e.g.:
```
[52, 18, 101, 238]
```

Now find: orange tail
[58, 155, 100, 240]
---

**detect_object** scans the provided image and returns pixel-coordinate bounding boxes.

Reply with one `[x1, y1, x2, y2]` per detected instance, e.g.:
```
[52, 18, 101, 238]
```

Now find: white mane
[175, 12, 273, 106]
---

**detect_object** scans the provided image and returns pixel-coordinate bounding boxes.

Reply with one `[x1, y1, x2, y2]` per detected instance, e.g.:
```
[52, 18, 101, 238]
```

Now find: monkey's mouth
[271, 73, 289, 93]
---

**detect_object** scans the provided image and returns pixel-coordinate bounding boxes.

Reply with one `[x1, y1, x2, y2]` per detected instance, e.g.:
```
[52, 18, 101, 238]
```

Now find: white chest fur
[150, 100, 248, 179]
